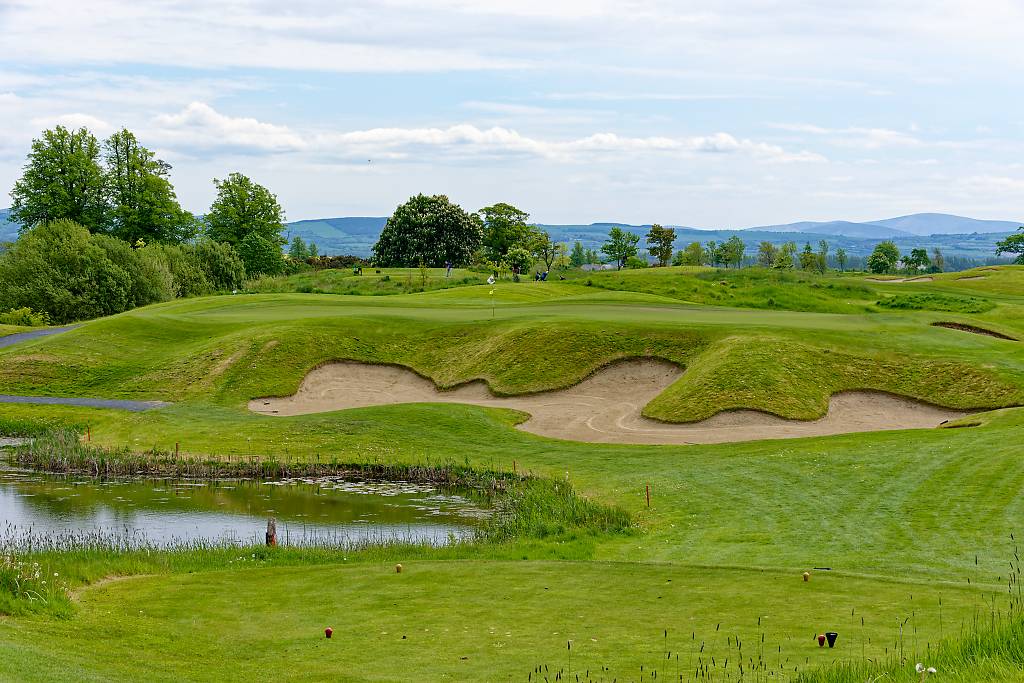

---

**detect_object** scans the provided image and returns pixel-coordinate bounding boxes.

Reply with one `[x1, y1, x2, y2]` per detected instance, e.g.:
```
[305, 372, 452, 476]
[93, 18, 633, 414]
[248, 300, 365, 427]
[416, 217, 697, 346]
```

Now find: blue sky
[1, 0, 1022, 225]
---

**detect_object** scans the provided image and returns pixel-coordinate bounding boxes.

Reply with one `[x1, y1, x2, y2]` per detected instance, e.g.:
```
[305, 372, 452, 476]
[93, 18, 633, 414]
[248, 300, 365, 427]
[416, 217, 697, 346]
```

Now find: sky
[1, 0, 1022, 227]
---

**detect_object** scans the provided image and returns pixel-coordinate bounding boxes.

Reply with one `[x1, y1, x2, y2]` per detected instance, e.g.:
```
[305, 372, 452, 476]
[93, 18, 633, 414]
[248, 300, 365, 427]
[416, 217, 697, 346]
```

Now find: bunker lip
[931, 321, 1017, 341]
[249, 359, 977, 446]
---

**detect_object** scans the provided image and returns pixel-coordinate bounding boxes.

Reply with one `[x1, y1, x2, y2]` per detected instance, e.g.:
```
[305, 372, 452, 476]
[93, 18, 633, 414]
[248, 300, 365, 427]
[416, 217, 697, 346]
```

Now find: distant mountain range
[2, 210, 1019, 263]
[748, 213, 1022, 239]
[0, 209, 16, 241]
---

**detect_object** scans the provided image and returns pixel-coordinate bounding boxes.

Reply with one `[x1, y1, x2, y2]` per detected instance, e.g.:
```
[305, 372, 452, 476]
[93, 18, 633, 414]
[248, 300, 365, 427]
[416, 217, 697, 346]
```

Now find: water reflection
[0, 468, 489, 547]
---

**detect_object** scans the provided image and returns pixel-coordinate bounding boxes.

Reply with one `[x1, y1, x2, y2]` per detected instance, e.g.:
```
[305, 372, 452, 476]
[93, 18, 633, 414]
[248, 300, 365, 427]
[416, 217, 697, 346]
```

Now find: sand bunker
[956, 275, 988, 281]
[250, 360, 974, 445]
[865, 276, 934, 283]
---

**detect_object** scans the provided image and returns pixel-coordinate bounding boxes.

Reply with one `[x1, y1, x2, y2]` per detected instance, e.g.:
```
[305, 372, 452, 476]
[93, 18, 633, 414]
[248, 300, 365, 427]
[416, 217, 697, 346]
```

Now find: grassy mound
[877, 292, 995, 314]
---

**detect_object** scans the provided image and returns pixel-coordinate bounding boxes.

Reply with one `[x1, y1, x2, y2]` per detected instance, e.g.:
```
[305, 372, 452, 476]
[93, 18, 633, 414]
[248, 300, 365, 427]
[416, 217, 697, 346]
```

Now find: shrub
[0, 307, 50, 326]
[147, 243, 211, 297]
[94, 235, 175, 307]
[193, 239, 245, 291]
[0, 220, 132, 323]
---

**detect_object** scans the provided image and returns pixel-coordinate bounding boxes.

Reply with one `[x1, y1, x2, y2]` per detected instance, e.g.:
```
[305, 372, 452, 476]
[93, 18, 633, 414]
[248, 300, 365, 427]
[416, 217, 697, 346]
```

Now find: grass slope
[1, 272, 1024, 680]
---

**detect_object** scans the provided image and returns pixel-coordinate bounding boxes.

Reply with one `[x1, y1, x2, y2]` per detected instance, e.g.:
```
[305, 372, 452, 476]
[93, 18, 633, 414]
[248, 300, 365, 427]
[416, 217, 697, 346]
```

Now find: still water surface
[0, 466, 489, 547]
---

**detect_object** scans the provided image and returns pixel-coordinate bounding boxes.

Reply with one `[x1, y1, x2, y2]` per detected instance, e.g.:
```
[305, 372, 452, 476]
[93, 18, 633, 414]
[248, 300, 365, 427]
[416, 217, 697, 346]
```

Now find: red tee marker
[325, 627, 333, 639]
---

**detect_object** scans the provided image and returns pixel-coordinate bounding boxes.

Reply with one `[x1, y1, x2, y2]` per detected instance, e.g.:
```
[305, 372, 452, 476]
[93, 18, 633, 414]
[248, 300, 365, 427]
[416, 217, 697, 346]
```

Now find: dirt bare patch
[250, 360, 975, 445]
[931, 322, 1017, 341]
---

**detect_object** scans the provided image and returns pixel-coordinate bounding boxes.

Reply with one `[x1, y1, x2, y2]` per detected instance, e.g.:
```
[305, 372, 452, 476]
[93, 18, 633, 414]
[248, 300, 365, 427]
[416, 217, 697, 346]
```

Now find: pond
[0, 465, 491, 548]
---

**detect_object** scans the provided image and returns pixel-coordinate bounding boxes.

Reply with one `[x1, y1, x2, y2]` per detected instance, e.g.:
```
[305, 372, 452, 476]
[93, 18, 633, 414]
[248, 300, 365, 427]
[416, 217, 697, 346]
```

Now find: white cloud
[29, 113, 113, 135]
[772, 123, 922, 149]
[138, 103, 824, 164]
[151, 102, 306, 154]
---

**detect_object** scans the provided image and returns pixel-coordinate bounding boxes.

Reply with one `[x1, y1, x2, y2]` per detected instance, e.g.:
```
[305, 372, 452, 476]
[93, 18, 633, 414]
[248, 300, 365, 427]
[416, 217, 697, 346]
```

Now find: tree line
[0, 125, 317, 323]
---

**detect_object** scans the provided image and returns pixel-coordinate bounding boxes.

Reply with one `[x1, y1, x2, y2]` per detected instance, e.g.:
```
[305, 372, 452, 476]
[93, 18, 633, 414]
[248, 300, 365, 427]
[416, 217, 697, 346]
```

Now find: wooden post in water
[265, 518, 277, 546]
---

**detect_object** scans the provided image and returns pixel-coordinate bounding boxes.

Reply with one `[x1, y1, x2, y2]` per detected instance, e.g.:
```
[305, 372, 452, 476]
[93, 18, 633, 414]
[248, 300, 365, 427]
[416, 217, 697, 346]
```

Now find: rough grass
[877, 292, 996, 314]
[244, 266, 486, 296]
[562, 265, 881, 314]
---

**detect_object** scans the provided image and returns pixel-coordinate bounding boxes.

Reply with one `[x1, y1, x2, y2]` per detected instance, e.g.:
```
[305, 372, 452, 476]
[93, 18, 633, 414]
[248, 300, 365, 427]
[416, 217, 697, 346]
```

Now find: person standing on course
[445, 260, 452, 278]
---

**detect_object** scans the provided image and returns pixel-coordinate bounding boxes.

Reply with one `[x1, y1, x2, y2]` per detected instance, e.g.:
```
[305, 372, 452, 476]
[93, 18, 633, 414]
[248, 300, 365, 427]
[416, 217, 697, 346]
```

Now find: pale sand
[249, 360, 975, 445]
[956, 275, 988, 281]
[865, 276, 935, 283]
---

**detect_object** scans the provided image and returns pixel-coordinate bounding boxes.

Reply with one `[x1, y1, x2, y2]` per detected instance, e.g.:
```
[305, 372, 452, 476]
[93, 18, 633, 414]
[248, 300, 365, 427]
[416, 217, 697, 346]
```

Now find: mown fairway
[1, 266, 1024, 681]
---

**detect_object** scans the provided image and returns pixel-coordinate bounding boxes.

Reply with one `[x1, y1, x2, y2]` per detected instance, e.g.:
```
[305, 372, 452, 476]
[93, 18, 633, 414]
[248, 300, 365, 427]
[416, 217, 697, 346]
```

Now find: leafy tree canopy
[601, 227, 640, 270]
[996, 228, 1024, 265]
[373, 194, 482, 267]
[569, 241, 587, 267]
[756, 241, 778, 268]
[238, 232, 285, 277]
[646, 224, 676, 267]
[289, 235, 310, 261]
[867, 240, 901, 274]
[206, 173, 286, 246]
[10, 126, 107, 232]
[478, 202, 537, 261]
[104, 129, 196, 244]
[674, 241, 707, 267]
[721, 235, 745, 268]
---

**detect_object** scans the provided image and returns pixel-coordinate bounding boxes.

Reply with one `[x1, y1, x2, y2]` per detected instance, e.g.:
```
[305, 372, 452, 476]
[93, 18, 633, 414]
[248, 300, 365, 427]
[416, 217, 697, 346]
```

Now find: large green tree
[904, 247, 931, 274]
[721, 236, 745, 268]
[756, 241, 778, 268]
[773, 242, 796, 269]
[569, 241, 587, 267]
[674, 241, 707, 266]
[867, 240, 901, 274]
[373, 194, 482, 267]
[531, 231, 564, 271]
[288, 235, 310, 261]
[835, 247, 848, 272]
[10, 126, 107, 231]
[205, 173, 286, 246]
[645, 224, 676, 267]
[601, 227, 640, 270]
[816, 240, 830, 274]
[238, 232, 285, 277]
[478, 202, 537, 261]
[799, 242, 817, 270]
[996, 228, 1024, 264]
[104, 129, 196, 244]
